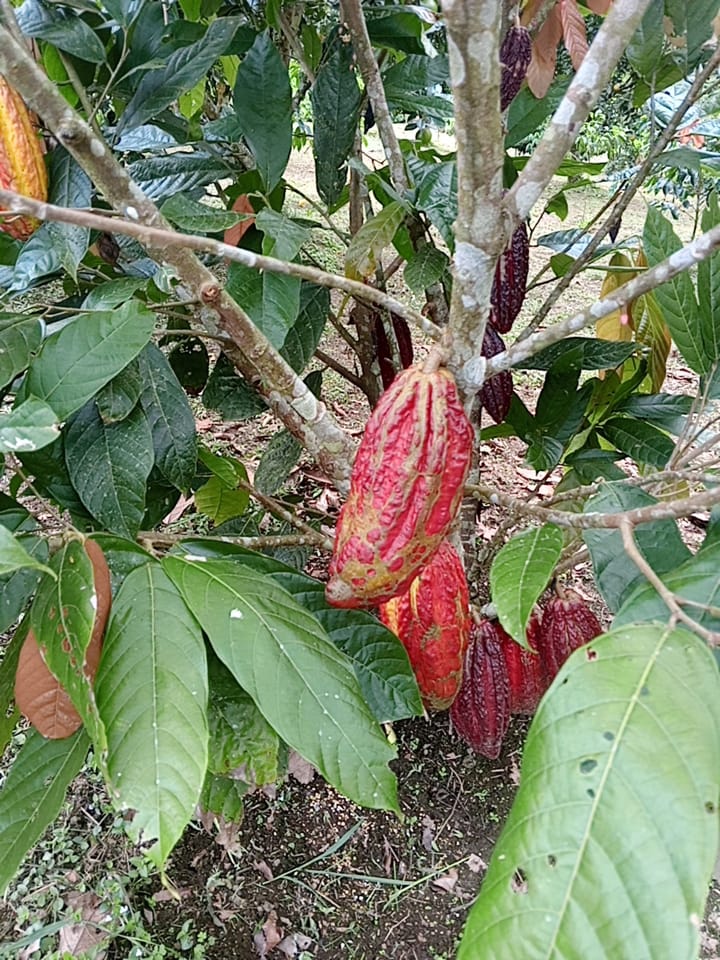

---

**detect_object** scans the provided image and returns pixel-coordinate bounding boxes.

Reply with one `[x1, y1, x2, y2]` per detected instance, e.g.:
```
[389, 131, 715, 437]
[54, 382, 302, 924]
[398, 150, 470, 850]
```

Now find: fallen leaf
[432, 868, 459, 892]
[278, 932, 313, 957]
[59, 892, 109, 957]
[254, 910, 283, 957]
[421, 814, 436, 852]
[254, 860, 274, 882]
[467, 853, 487, 874]
[287, 751, 315, 784]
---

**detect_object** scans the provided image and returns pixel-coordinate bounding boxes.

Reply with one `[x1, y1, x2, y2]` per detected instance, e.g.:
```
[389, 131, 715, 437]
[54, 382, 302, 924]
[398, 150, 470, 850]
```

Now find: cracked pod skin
[0, 77, 48, 240]
[538, 590, 602, 684]
[379, 541, 471, 711]
[450, 619, 511, 760]
[326, 364, 473, 608]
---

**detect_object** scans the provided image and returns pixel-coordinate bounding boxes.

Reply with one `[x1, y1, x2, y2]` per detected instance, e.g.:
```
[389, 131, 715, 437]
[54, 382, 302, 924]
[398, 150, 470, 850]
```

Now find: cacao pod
[0, 76, 48, 240]
[379, 541, 471, 710]
[15, 539, 111, 739]
[479, 325, 513, 424]
[373, 315, 415, 390]
[537, 588, 602, 684]
[450, 619, 511, 759]
[501, 609, 547, 715]
[500, 25, 532, 111]
[489, 222, 529, 335]
[326, 363, 473, 608]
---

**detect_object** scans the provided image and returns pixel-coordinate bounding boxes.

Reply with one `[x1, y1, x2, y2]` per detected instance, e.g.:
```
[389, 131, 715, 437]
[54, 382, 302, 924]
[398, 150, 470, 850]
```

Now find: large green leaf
[643, 206, 706, 373]
[177, 542, 422, 724]
[254, 429, 302, 496]
[202, 353, 266, 420]
[583, 483, 691, 612]
[43, 150, 92, 281]
[0, 729, 88, 895]
[490, 525, 564, 646]
[0, 526, 52, 578]
[160, 193, 246, 234]
[516, 337, 638, 372]
[415, 162, 457, 251]
[30, 541, 106, 754]
[119, 17, 242, 132]
[697, 191, 720, 366]
[17, 0, 105, 62]
[233, 31, 292, 192]
[345, 202, 406, 280]
[94, 564, 208, 868]
[64, 401, 154, 538]
[599, 416, 674, 469]
[137, 344, 197, 492]
[0, 535, 48, 634]
[25, 301, 155, 420]
[0, 313, 42, 390]
[625, 0, 665, 79]
[311, 32, 363, 206]
[95, 359, 143, 424]
[458, 624, 720, 960]
[615, 541, 720, 633]
[0, 398, 59, 455]
[280, 283, 329, 373]
[163, 556, 399, 812]
[0, 622, 24, 753]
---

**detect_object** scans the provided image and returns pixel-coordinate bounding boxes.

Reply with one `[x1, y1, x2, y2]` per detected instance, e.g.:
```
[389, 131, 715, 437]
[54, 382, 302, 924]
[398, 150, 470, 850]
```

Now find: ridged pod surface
[489, 222, 529, 335]
[450, 619, 511, 759]
[479, 325, 513, 424]
[537, 589, 602, 684]
[379, 541, 471, 710]
[500, 25, 532, 111]
[0, 76, 48, 240]
[326, 364, 473, 608]
[501, 609, 547, 715]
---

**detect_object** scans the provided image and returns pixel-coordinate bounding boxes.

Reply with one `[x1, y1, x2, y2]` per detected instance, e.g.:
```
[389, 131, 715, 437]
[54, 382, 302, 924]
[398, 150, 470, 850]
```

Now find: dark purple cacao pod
[502, 610, 548, 715]
[450, 619, 511, 760]
[537, 589, 603, 684]
[373, 316, 415, 390]
[479, 325, 513, 424]
[490, 222, 529, 335]
[500, 25, 532, 111]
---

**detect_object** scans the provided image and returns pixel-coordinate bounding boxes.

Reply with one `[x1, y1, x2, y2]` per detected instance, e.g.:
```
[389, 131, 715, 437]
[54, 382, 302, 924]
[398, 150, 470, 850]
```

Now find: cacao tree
[0, 0, 720, 956]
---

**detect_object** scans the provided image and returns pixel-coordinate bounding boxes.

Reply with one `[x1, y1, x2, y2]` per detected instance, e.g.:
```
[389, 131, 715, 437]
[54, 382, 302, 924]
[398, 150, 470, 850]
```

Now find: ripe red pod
[537, 588, 603, 684]
[489, 222, 529, 335]
[326, 363, 473, 608]
[479, 325, 513, 424]
[379, 541, 471, 710]
[450, 619, 511, 760]
[501, 609, 548, 715]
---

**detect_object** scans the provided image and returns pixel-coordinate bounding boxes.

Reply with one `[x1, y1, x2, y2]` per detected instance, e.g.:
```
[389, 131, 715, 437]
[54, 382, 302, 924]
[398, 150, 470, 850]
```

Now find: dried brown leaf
[432, 868, 459, 892]
[287, 751, 315, 784]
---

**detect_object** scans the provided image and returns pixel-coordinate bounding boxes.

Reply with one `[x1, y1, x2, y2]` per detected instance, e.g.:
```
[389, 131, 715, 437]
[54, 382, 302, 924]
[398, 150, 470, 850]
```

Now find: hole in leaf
[511, 868, 528, 894]
[587, 788, 595, 798]
[640, 685, 650, 696]
[586, 648, 597, 661]
[547, 854, 556, 868]
[603, 731, 614, 741]
[706, 802, 716, 814]
[579, 758, 597, 775]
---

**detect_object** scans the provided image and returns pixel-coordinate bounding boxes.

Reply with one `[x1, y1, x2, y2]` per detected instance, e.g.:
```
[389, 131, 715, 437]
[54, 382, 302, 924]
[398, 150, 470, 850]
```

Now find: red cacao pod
[490, 222, 529, 335]
[326, 363, 473, 608]
[501, 609, 547, 715]
[450, 619, 511, 759]
[0, 76, 48, 240]
[537, 589, 602, 684]
[479, 325, 513, 424]
[379, 541, 471, 710]
[500, 25, 532, 111]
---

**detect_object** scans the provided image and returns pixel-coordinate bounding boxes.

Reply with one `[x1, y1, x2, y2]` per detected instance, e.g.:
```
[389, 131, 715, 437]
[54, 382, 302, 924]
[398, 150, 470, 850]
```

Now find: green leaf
[458, 624, 720, 960]
[0, 536, 48, 634]
[0, 313, 42, 390]
[94, 564, 208, 868]
[43, 150, 92, 281]
[311, 32, 363, 206]
[129, 152, 234, 202]
[254, 430, 302, 496]
[137, 344, 197, 492]
[25, 301, 155, 420]
[164, 556, 399, 812]
[200, 773, 246, 820]
[345, 202, 406, 280]
[202, 353, 266, 420]
[168, 339, 209, 395]
[0, 729, 88, 896]
[0, 398, 59, 454]
[233, 31, 292, 192]
[403, 247, 449, 293]
[643, 206, 706, 373]
[161, 193, 246, 233]
[506, 75, 571, 148]
[583, 483, 691, 612]
[697, 191, 720, 366]
[365, 7, 433, 54]
[83, 279, 146, 311]
[615, 541, 720, 633]
[280, 283, 329, 374]
[625, 0, 665, 79]
[17, 1, 106, 62]
[0, 526, 52, 578]
[95, 359, 143, 424]
[119, 17, 242, 132]
[599, 416, 674, 469]
[195, 476, 250, 526]
[64, 401, 154, 539]
[88, 534, 153, 596]
[612, 393, 692, 436]
[20, 436, 91, 521]
[516, 337, 638, 371]
[415, 162, 457, 251]
[490, 525, 564, 646]
[0, 622, 25, 751]
[382, 53, 449, 95]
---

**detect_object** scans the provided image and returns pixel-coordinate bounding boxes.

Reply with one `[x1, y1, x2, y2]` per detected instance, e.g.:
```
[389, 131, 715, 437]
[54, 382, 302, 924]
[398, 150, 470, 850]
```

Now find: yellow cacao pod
[0, 75, 48, 240]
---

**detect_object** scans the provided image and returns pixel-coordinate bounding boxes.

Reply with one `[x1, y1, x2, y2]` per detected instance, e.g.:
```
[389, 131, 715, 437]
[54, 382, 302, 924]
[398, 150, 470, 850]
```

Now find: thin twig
[236, 478, 334, 551]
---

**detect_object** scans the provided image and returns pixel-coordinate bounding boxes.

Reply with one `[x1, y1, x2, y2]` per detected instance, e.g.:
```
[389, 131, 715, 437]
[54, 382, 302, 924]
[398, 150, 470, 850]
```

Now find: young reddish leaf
[527, 6, 562, 98]
[559, 0, 589, 71]
[223, 194, 255, 247]
[585, 0, 611, 13]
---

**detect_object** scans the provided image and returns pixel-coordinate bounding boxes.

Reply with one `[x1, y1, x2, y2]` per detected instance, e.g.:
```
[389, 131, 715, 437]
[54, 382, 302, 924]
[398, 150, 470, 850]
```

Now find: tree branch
[485, 219, 720, 375]
[507, 0, 653, 224]
[0, 24, 358, 489]
[340, 0, 409, 194]
[443, 0, 508, 396]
